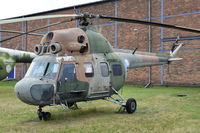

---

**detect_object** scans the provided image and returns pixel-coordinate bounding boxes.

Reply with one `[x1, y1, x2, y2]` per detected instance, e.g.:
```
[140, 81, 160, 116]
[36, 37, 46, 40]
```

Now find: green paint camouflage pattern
[86, 28, 113, 53]
[58, 80, 89, 103]
[0, 47, 36, 80]
[0, 52, 15, 80]
[105, 53, 125, 91]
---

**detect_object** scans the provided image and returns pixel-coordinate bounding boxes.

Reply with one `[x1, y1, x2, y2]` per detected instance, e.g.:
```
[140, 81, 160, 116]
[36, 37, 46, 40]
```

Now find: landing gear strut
[37, 106, 51, 121]
[104, 88, 137, 114]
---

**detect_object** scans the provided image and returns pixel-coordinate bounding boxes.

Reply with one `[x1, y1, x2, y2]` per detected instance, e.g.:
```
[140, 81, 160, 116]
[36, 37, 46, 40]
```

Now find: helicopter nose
[14, 78, 55, 106]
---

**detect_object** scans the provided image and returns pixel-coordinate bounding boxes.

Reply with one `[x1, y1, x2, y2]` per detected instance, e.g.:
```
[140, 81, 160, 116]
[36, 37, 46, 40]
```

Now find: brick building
[0, 0, 200, 86]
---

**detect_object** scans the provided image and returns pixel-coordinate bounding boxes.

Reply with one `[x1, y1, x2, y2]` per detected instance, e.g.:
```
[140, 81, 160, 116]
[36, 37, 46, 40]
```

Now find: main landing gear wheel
[125, 98, 137, 114]
[104, 88, 137, 114]
[37, 106, 51, 121]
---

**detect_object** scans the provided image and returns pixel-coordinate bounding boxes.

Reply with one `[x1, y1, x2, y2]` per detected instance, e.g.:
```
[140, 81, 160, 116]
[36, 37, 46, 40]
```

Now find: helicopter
[0, 13, 198, 121]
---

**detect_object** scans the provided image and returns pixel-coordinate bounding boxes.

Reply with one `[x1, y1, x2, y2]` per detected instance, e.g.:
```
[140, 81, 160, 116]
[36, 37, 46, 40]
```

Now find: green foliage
[0, 81, 199, 133]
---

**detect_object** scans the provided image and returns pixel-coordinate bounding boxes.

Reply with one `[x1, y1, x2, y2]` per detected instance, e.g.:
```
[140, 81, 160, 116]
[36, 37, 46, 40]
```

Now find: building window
[84, 62, 94, 77]
[112, 64, 122, 76]
[100, 62, 109, 77]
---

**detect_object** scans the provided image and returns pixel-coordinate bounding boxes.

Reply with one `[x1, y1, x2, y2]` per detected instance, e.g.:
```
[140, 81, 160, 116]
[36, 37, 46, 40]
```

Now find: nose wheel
[37, 106, 51, 121]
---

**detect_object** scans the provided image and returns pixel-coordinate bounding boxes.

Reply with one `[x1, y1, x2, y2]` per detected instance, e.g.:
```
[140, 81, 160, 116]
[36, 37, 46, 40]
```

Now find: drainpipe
[160, 0, 164, 85]
[0, 24, 1, 47]
[74, 7, 81, 27]
[48, 18, 51, 32]
[114, 0, 118, 48]
[145, 0, 152, 88]
[21, 21, 27, 78]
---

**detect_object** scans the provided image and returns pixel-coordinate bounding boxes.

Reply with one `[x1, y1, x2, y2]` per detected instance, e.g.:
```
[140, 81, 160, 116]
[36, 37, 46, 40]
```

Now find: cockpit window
[25, 61, 59, 79]
[44, 63, 59, 79]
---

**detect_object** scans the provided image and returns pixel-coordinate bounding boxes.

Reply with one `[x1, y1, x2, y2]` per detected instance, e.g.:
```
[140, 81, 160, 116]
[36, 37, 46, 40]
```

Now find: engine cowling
[40, 28, 89, 55]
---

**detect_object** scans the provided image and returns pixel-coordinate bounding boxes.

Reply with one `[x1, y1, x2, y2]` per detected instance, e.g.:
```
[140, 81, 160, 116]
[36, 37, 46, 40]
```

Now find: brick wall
[1, 0, 200, 86]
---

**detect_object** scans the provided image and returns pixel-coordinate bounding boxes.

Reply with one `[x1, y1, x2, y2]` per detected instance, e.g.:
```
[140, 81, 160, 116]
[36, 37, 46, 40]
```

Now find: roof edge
[11, 0, 118, 19]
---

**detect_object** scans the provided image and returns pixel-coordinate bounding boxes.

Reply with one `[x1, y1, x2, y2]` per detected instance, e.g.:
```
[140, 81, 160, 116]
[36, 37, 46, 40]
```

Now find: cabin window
[100, 62, 109, 77]
[84, 62, 94, 77]
[60, 64, 76, 82]
[112, 64, 122, 76]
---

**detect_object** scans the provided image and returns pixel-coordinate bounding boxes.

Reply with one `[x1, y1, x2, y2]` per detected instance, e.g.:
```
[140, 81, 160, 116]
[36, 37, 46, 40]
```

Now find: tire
[67, 102, 74, 108]
[38, 112, 43, 120]
[125, 98, 137, 114]
[43, 112, 51, 121]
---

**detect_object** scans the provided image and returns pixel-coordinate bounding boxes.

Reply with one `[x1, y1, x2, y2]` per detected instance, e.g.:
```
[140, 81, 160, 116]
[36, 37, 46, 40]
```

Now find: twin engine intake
[34, 43, 62, 55]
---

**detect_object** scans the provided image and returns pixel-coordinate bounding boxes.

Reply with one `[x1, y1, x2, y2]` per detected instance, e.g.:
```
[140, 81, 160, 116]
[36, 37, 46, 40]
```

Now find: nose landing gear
[37, 106, 51, 121]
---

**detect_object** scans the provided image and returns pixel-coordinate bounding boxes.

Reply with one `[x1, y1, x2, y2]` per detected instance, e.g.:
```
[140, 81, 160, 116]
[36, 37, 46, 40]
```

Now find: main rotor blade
[0, 30, 43, 36]
[0, 18, 75, 43]
[98, 15, 200, 33]
[0, 14, 78, 25]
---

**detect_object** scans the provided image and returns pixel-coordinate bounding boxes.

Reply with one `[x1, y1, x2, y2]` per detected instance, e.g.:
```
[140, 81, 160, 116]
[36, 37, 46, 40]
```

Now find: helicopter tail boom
[114, 46, 182, 70]
[115, 50, 170, 69]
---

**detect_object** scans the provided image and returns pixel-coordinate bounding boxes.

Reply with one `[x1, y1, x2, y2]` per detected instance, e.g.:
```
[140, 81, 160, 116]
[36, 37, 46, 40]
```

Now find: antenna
[132, 47, 138, 54]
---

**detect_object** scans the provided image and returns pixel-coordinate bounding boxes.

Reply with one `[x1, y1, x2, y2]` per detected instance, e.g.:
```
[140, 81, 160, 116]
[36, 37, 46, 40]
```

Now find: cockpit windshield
[25, 61, 59, 79]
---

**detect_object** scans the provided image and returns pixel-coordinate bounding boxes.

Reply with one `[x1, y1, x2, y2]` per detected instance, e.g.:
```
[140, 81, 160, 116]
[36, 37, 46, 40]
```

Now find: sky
[0, 0, 101, 19]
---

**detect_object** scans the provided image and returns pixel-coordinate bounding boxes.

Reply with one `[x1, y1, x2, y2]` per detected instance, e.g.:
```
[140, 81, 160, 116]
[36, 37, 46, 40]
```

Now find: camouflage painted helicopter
[0, 13, 198, 121]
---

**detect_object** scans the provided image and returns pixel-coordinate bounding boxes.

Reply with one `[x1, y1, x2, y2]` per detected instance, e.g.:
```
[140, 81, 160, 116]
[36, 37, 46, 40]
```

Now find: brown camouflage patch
[75, 54, 93, 82]
[40, 28, 89, 56]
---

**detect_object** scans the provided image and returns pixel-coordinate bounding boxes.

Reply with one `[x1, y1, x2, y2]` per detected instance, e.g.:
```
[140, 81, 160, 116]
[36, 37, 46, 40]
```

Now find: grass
[0, 81, 199, 133]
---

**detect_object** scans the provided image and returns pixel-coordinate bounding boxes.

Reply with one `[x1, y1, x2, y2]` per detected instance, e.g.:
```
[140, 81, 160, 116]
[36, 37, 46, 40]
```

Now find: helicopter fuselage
[14, 53, 126, 106]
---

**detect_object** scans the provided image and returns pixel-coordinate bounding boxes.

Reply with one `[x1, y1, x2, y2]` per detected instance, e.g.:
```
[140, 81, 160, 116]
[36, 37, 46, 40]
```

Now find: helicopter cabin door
[57, 62, 88, 102]
[88, 54, 111, 98]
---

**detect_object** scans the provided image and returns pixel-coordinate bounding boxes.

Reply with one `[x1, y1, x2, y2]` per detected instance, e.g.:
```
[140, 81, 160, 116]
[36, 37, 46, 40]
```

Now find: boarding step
[88, 91, 110, 98]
